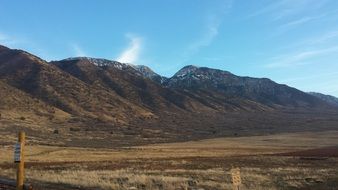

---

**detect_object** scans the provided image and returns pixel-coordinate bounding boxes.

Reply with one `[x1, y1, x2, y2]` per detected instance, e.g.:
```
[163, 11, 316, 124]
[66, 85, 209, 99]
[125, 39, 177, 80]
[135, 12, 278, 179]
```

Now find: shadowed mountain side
[308, 92, 338, 107]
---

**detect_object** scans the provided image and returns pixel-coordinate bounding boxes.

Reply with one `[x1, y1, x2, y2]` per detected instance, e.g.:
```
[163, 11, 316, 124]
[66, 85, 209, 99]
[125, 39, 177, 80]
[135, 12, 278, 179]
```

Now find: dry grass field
[1, 131, 338, 190]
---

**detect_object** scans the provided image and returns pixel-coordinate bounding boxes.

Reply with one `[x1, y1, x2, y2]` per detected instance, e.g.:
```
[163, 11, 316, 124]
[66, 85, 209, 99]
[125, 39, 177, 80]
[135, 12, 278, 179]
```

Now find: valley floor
[1, 131, 338, 189]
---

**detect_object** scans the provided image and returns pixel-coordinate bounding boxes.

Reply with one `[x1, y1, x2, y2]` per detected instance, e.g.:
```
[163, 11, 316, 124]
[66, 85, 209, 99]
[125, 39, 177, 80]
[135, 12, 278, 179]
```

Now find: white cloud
[266, 46, 338, 68]
[71, 43, 87, 57]
[116, 34, 142, 64]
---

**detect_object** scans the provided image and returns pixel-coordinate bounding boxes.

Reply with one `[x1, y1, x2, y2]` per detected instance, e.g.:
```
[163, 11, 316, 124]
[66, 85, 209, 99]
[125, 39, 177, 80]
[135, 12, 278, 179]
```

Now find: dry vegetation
[1, 131, 338, 189]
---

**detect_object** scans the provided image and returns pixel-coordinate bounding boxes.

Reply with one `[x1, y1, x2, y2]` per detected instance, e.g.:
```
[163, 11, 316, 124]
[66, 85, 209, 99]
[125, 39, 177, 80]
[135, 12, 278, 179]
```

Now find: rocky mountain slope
[132, 65, 168, 84]
[0, 80, 70, 122]
[51, 57, 214, 114]
[308, 92, 338, 107]
[0, 46, 153, 126]
[164, 65, 331, 110]
[1, 45, 337, 147]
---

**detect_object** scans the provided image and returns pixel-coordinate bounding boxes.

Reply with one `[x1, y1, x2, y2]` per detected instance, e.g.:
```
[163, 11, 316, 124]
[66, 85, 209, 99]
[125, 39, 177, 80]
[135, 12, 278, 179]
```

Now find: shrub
[70, 127, 81, 132]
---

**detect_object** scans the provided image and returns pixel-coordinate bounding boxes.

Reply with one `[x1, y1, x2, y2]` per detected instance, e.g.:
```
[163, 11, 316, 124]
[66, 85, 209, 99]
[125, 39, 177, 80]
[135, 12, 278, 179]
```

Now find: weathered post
[231, 167, 241, 190]
[15, 131, 25, 190]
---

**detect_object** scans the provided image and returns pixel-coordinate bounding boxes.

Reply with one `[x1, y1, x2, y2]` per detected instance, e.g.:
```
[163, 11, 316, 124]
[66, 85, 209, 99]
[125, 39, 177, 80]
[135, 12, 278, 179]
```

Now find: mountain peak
[132, 65, 168, 84]
[174, 65, 200, 77]
[184, 65, 199, 69]
[174, 65, 234, 78]
[0, 44, 46, 65]
[132, 65, 158, 78]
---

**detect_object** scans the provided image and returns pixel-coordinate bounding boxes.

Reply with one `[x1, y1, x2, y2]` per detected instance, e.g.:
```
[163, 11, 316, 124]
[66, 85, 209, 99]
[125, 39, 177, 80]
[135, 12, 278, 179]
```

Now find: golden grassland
[1, 131, 338, 189]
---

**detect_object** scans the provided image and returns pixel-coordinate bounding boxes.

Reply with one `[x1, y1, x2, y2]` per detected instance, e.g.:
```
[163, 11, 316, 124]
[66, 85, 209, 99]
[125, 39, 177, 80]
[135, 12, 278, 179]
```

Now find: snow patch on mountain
[174, 65, 200, 78]
[132, 65, 168, 84]
[62, 57, 168, 84]
[63, 57, 135, 70]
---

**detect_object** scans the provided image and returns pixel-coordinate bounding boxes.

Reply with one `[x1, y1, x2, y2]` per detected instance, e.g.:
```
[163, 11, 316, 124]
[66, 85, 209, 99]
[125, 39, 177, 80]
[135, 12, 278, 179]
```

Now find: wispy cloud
[270, 15, 326, 37]
[71, 43, 87, 57]
[279, 15, 323, 30]
[116, 34, 142, 64]
[178, 0, 232, 65]
[272, 28, 338, 53]
[247, 0, 287, 19]
[306, 30, 338, 45]
[249, 0, 332, 39]
[248, 0, 328, 20]
[185, 16, 221, 57]
[266, 46, 338, 68]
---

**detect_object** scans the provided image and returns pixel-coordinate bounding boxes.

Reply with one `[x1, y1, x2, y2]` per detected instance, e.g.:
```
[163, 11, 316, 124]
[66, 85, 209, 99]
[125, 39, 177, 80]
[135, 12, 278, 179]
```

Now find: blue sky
[1, 0, 338, 96]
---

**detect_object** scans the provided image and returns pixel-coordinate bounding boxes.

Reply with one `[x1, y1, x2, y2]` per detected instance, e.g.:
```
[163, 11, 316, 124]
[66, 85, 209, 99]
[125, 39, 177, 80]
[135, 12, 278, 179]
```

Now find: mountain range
[0, 44, 337, 147]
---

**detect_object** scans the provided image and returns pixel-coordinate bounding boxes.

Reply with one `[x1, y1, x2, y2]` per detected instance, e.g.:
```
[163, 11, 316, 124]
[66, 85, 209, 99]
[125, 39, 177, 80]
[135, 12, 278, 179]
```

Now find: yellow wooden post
[16, 131, 25, 190]
[231, 167, 241, 190]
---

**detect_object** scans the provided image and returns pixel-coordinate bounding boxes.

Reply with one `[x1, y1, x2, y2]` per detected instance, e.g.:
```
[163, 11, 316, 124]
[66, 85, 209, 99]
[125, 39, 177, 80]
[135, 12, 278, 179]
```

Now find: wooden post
[16, 131, 25, 190]
[230, 167, 241, 190]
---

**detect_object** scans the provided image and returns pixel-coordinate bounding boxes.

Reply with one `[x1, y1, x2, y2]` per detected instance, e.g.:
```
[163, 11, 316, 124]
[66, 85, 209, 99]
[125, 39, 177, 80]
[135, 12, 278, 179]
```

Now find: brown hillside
[0, 45, 338, 147]
[0, 46, 152, 125]
[0, 80, 69, 122]
[51, 58, 215, 113]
